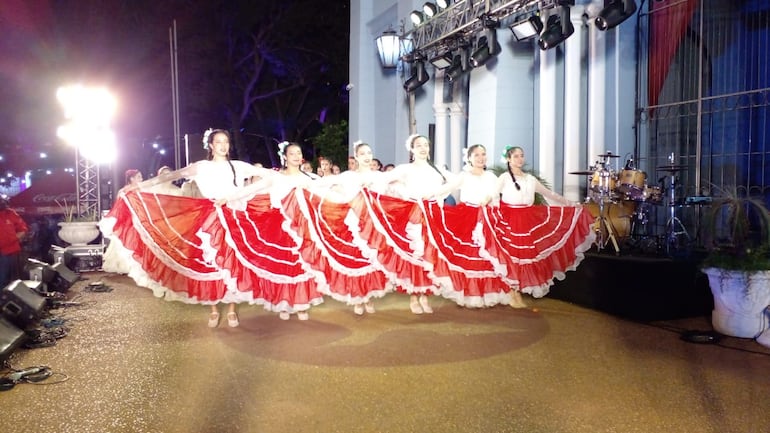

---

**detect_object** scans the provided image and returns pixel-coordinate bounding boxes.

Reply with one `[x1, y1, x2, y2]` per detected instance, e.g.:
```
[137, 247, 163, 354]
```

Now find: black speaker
[0, 317, 26, 362]
[50, 262, 79, 292]
[26, 263, 56, 284]
[24, 259, 79, 292]
[1, 280, 47, 329]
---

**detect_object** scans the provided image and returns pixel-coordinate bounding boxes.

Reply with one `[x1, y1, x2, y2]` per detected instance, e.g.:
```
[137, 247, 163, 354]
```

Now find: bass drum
[584, 200, 636, 242]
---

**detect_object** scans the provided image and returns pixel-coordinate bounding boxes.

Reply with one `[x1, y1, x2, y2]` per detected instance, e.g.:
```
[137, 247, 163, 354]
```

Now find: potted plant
[700, 185, 770, 346]
[55, 199, 100, 246]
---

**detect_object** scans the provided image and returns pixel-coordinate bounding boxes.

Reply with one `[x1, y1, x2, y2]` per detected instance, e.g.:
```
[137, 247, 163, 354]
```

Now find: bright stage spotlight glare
[423, 3, 438, 18]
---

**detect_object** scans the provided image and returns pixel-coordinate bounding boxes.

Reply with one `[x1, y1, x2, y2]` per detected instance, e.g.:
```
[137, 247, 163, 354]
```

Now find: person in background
[0, 194, 28, 287]
[149, 166, 182, 196]
[371, 158, 383, 171]
[122, 169, 143, 193]
[347, 156, 358, 171]
[383, 163, 395, 172]
[317, 156, 333, 177]
[300, 161, 313, 174]
[331, 164, 341, 175]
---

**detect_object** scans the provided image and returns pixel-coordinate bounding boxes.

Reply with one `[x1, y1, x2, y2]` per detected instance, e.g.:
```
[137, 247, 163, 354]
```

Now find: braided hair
[206, 129, 237, 187]
[504, 146, 523, 191]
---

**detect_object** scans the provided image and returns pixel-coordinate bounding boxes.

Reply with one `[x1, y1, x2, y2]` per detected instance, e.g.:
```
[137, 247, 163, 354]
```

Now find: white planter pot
[702, 267, 770, 338]
[58, 221, 100, 246]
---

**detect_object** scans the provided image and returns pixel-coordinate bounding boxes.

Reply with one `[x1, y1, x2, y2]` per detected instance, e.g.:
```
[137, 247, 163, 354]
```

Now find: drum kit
[570, 152, 690, 255]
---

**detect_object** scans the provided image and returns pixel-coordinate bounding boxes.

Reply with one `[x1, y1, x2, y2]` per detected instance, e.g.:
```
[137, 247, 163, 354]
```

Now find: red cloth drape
[648, 0, 699, 109]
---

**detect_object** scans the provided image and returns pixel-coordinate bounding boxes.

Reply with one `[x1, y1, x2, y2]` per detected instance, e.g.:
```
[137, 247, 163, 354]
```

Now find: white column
[538, 47, 557, 185]
[434, 104, 449, 168]
[587, 6, 607, 169]
[449, 103, 465, 173]
[562, 6, 585, 202]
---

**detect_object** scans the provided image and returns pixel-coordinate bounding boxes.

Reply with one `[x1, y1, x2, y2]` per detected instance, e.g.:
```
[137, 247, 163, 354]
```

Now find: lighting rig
[377, 0, 638, 91]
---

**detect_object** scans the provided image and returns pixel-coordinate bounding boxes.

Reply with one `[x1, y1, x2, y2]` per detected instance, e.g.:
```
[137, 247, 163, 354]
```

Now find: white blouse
[497, 172, 573, 206]
[458, 170, 498, 205]
[192, 160, 261, 200]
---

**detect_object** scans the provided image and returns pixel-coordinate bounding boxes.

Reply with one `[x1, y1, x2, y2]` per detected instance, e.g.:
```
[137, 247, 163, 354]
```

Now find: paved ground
[2, 272, 769, 433]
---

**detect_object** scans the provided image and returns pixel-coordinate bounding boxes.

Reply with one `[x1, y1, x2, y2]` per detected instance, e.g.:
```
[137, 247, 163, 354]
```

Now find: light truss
[405, 0, 568, 59]
[75, 148, 101, 219]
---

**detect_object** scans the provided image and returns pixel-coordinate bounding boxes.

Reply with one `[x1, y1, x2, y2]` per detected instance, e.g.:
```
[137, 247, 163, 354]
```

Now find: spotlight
[429, 52, 453, 69]
[445, 54, 467, 83]
[436, 0, 452, 8]
[404, 60, 429, 92]
[410, 10, 424, 26]
[509, 13, 543, 41]
[469, 30, 501, 68]
[423, 3, 438, 18]
[537, 8, 574, 51]
[595, 0, 638, 31]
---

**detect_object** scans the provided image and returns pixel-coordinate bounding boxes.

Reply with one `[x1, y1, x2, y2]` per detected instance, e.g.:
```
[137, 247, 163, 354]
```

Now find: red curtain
[648, 0, 699, 108]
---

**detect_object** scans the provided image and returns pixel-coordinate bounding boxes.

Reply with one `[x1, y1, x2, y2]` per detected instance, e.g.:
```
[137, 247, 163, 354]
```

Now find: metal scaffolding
[405, 0, 562, 58]
[75, 148, 101, 219]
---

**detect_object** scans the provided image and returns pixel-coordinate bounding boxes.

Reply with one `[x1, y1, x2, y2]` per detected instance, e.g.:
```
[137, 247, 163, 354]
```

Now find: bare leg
[418, 294, 433, 314]
[208, 305, 220, 328]
[409, 294, 423, 314]
[510, 289, 528, 309]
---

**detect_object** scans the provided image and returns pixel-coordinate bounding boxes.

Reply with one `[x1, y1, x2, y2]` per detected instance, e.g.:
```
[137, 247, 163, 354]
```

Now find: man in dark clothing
[0, 194, 28, 287]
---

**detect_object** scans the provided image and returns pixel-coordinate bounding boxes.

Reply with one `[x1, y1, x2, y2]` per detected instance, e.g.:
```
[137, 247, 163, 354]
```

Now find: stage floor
[2, 272, 768, 433]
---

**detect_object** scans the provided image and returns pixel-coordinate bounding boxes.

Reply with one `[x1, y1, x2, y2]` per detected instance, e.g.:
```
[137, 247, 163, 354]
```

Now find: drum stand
[662, 172, 691, 256]
[594, 194, 620, 254]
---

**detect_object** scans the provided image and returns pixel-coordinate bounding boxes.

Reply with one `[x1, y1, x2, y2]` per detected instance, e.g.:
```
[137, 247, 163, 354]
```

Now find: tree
[177, 0, 350, 165]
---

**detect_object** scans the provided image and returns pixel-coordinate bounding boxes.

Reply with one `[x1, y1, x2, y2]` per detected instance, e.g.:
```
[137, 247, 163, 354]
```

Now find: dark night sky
[1, 1, 176, 160]
[0, 0, 350, 175]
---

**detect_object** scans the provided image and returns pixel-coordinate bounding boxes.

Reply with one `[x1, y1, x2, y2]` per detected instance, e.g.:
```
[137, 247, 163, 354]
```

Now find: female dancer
[281, 141, 392, 315]
[118, 129, 274, 327]
[421, 144, 516, 308]
[371, 134, 458, 314]
[482, 146, 594, 298]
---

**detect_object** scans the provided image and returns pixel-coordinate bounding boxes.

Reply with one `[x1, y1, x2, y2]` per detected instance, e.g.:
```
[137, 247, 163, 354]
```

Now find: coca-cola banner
[9, 172, 77, 215]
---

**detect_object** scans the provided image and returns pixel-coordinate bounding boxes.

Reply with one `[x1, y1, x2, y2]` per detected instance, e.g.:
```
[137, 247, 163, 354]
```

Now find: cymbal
[656, 165, 688, 172]
[569, 170, 596, 175]
[597, 152, 620, 158]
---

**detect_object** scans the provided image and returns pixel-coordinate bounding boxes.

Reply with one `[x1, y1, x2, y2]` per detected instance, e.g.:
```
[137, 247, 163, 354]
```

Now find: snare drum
[590, 169, 617, 194]
[617, 169, 646, 197]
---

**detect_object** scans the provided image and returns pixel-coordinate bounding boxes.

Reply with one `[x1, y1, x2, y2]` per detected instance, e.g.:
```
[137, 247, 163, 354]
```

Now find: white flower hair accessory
[462, 147, 472, 171]
[500, 145, 514, 164]
[353, 140, 363, 146]
[277, 141, 290, 165]
[404, 134, 421, 153]
[202, 128, 214, 149]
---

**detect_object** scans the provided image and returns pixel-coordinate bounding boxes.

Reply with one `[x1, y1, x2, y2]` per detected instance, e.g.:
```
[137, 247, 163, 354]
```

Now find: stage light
[509, 13, 543, 41]
[538, 8, 574, 51]
[423, 3, 438, 18]
[436, 0, 451, 8]
[375, 29, 401, 68]
[469, 29, 501, 68]
[595, 0, 637, 31]
[445, 54, 467, 83]
[410, 10, 424, 26]
[429, 52, 453, 69]
[404, 60, 429, 92]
